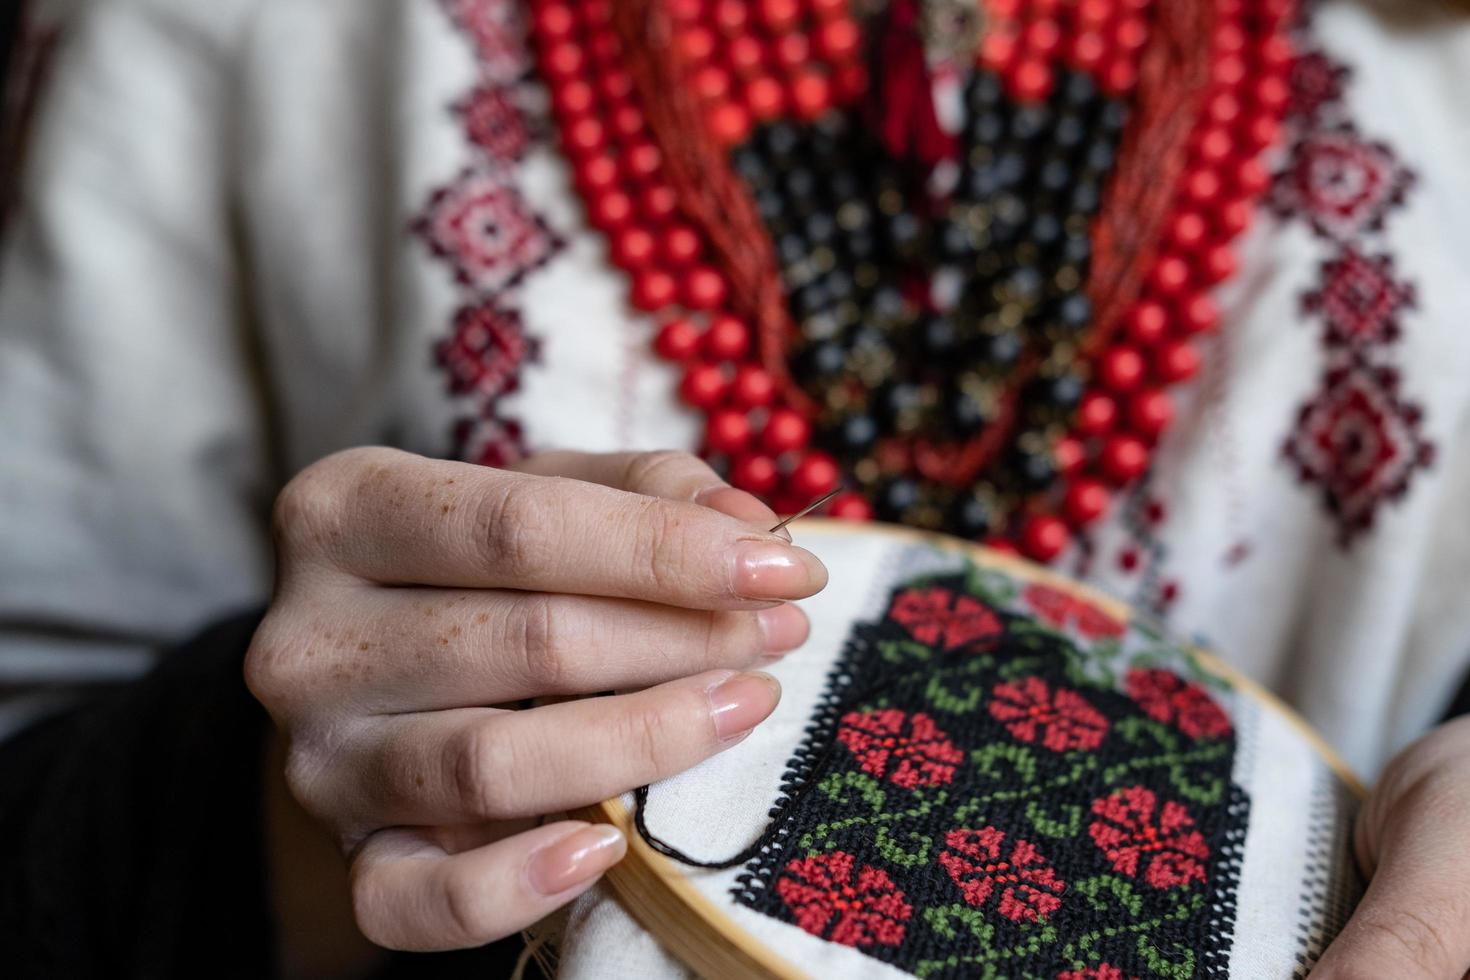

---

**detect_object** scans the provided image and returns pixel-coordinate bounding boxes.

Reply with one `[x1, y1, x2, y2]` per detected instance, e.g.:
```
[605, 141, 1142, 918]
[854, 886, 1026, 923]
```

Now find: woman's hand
[245, 447, 827, 952]
[1314, 716, 1470, 978]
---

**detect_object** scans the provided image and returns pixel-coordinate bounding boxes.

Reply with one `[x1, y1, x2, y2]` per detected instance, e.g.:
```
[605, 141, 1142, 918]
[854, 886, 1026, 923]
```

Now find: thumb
[1312, 750, 1470, 978]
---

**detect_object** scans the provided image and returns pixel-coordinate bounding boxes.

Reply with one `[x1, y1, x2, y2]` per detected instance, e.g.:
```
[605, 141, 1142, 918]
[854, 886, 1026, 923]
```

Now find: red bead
[708, 101, 753, 144]
[693, 64, 733, 101]
[1099, 346, 1147, 393]
[702, 313, 750, 360]
[1069, 32, 1106, 71]
[773, 33, 809, 69]
[1076, 0, 1111, 25]
[1254, 75, 1291, 114]
[1233, 158, 1269, 197]
[1127, 388, 1174, 440]
[532, 2, 577, 40]
[574, 153, 620, 194]
[597, 69, 636, 104]
[744, 74, 786, 120]
[706, 408, 753, 454]
[730, 453, 779, 495]
[1154, 340, 1200, 383]
[1076, 390, 1119, 434]
[758, 0, 800, 30]
[731, 364, 777, 407]
[1125, 300, 1171, 346]
[677, 25, 717, 63]
[789, 451, 841, 499]
[1242, 113, 1280, 150]
[1206, 91, 1243, 127]
[981, 30, 1019, 71]
[589, 188, 635, 230]
[653, 317, 701, 360]
[1100, 58, 1138, 96]
[659, 223, 703, 267]
[1114, 16, 1149, 52]
[564, 116, 608, 157]
[790, 70, 832, 120]
[623, 141, 664, 183]
[983, 536, 1021, 557]
[832, 63, 868, 103]
[762, 408, 811, 453]
[1179, 293, 1220, 334]
[1193, 127, 1233, 168]
[728, 35, 766, 76]
[1183, 168, 1222, 206]
[610, 227, 657, 269]
[1260, 35, 1293, 72]
[639, 182, 680, 224]
[1054, 435, 1086, 475]
[683, 266, 729, 310]
[1150, 256, 1192, 295]
[1020, 514, 1070, 562]
[1169, 211, 1209, 251]
[610, 104, 647, 140]
[1100, 434, 1150, 484]
[631, 269, 678, 311]
[1024, 19, 1061, 57]
[587, 29, 623, 65]
[679, 363, 728, 408]
[1212, 21, 1246, 56]
[1212, 55, 1247, 87]
[581, 0, 613, 26]
[817, 17, 863, 61]
[712, 0, 749, 35]
[1063, 479, 1111, 526]
[551, 79, 596, 119]
[668, 0, 704, 22]
[808, 0, 848, 20]
[827, 492, 874, 521]
[1217, 197, 1252, 237]
[1010, 59, 1054, 101]
[543, 41, 585, 80]
[1198, 243, 1236, 284]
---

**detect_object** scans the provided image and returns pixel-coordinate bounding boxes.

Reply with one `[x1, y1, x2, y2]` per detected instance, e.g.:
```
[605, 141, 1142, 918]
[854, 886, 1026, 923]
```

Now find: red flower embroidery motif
[775, 851, 912, 948]
[1089, 786, 1210, 890]
[1286, 50, 1348, 125]
[889, 587, 1003, 650]
[437, 301, 534, 403]
[1270, 129, 1412, 242]
[938, 827, 1065, 923]
[1022, 583, 1125, 640]
[988, 676, 1109, 752]
[440, 0, 532, 83]
[1302, 248, 1415, 349]
[457, 84, 530, 161]
[414, 168, 561, 293]
[1125, 668, 1232, 740]
[836, 709, 964, 789]
[1057, 965, 1132, 980]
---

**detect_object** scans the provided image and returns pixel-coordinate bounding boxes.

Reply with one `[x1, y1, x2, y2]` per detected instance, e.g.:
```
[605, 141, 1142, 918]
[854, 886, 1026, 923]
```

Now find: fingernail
[757, 603, 809, 656]
[707, 670, 781, 742]
[696, 485, 780, 527]
[732, 542, 828, 600]
[527, 824, 626, 896]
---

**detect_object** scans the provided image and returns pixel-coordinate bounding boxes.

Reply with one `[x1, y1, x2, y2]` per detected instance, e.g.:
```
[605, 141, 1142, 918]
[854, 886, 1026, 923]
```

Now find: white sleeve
[0, 0, 274, 730]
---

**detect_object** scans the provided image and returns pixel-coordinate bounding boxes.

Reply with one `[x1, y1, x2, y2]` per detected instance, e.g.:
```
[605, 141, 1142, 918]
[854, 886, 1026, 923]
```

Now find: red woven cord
[614, 0, 817, 417]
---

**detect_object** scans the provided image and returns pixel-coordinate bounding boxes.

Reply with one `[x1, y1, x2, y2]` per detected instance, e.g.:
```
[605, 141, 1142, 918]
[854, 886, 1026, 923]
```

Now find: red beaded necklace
[529, 0, 1291, 563]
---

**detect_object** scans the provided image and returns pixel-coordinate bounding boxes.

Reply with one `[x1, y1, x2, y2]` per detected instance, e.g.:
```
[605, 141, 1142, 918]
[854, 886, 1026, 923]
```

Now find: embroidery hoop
[575, 519, 1365, 980]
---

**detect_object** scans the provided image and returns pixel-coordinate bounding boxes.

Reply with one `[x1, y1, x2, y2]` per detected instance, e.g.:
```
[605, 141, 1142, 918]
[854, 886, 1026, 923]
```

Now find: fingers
[351, 820, 625, 951]
[508, 449, 780, 528]
[1313, 722, 1470, 979]
[259, 585, 808, 715]
[273, 448, 825, 609]
[324, 670, 780, 829]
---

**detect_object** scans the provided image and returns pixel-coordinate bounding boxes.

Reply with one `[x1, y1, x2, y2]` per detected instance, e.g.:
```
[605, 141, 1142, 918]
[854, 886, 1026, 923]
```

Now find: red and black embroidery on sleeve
[1269, 19, 1433, 543]
[734, 571, 1248, 978]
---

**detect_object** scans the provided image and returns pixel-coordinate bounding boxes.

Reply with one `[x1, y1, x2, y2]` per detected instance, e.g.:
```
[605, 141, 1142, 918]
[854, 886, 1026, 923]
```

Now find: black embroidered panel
[734, 570, 1250, 979]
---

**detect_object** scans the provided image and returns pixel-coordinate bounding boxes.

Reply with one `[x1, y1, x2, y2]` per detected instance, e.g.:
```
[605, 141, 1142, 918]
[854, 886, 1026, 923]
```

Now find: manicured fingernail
[732, 542, 828, 599]
[707, 671, 781, 742]
[527, 824, 626, 896]
[696, 485, 779, 525]
[757, 603, 809, 656]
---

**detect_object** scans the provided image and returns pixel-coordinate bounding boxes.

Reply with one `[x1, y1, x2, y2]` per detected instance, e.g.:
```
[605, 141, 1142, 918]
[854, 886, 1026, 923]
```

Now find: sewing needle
[768, 487, 841, 535]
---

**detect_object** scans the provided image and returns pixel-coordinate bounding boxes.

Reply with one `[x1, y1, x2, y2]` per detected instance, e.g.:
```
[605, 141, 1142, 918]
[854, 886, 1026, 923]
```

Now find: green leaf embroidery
[1024, 799, 1082, 838]
[1073, 874, 1145, 916]
[816, 771, 886, 812]
[874, 825, 933, 867]
[878, 638, 933, 665]
[1138, 934, 1196, 979]
[970, 742, 1038, 784]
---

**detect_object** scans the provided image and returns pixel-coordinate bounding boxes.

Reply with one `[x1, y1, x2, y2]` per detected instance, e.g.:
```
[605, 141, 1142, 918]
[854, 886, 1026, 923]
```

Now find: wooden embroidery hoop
[575, 519, 1366, 980]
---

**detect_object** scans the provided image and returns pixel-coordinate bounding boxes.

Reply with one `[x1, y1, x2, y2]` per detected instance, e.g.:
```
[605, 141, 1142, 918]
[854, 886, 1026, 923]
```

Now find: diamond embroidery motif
[1285, 51, 1348, 125]
[414, 168, 561, 294]
[1283, 360, 1434, 542]
[440, 0, 532, 84]
[436, 301, 535, 403]
[457, 84, 530, 161]
[1301, 248, 1415, 349]
[1269, 127, 1413, 241]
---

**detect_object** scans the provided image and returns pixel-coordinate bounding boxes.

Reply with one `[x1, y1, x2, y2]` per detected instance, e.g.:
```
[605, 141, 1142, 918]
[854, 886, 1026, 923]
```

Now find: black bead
[763, 122, 802, 160]
[796, 339, 847, 377]
[967, 72, 1004, 112]
[1083, 140, 1116, 175]
[1061, 233, 1092, 266]
[755, 187, 785, 223]
[776, 232, 807, 268]
[976, 330, 1023, 369]
[1011, 445, 1056, 489]
[1055, 293, 1093, 330]
[823, 268, 855, 304]
[784, 167, 819, 206]
[992, 151, 1027, 189]
[937, 220, 976, 261]
[1009, 104, 1051, 142]
[1070, 180, 1102, 214]
[1038, 158, 1072, 194]
[792, 280, 831, 319]
[949, 491, 995, 538]
[884, 211, 926, 258]
[1029, 211, 1064, 247]
[945, 384, 991, 432]
[732, 146, 767, 185]
[804, 211, 838, 248]
[965, 164, 1002, 199]
[1052, 113, 1087, 150]
[876, 382, 924, 426]
[834, 412, 879, 453]
[845, 229, 878, 261]
[1098, 100, 1128, 133]
[1032, 371, 1085, 408]
[876, 478, 921, 521]
[920, 314, 960, 356]
[969, 110, 1005, 146]
[1059, 71, 1098, 108]
[829, 169, 863, 203]
[1004, 265, 1045, 305]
